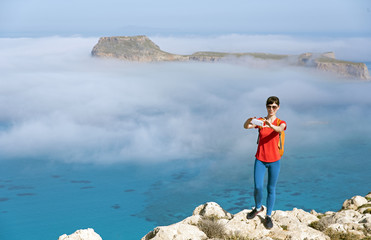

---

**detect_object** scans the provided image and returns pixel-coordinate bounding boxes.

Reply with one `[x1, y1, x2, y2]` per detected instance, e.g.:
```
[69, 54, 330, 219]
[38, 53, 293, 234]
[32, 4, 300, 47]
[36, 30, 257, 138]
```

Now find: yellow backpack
[276, 118, 285, 157]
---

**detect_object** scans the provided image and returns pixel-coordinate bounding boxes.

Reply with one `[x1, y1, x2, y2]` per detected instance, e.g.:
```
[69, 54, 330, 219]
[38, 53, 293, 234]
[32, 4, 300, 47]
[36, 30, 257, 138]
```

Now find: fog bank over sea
[0, 35, 371, 164]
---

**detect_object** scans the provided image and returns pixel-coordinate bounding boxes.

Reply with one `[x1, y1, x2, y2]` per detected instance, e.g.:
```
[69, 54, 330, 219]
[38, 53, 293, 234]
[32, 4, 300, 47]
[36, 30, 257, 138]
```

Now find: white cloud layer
[0, 36, 370, 164]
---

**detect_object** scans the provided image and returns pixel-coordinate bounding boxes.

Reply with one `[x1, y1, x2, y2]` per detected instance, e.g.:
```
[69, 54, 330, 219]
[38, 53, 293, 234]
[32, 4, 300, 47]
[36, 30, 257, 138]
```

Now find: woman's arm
[264, 120, 286, 133]
[244, 117, 257, 129]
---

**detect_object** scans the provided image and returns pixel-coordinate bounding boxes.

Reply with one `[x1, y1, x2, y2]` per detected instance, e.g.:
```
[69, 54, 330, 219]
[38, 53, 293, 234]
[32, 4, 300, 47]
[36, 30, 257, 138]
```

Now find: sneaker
[265, 216, 273, 229]
[247, 206, 264, 219]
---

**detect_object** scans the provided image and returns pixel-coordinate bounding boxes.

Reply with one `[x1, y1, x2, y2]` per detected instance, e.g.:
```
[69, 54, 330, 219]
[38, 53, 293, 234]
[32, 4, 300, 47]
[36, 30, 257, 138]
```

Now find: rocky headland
[91, 35, 370, 80]
[59, 192, 371, 240]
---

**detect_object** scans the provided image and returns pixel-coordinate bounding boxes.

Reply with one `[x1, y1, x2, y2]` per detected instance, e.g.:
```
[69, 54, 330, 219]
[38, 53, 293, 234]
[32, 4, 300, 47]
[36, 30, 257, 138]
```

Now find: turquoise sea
[0, 38, 370, 240]
[0, 140, 370, 240]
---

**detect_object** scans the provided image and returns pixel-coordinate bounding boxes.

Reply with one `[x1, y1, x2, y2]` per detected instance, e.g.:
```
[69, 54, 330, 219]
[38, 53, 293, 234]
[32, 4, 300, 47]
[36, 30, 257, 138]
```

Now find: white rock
[318, 209, 369, 238]
[325, 211, 335, 215]
[224, 209, 268, 238]
[358, 207, 370, 214]
[192, 202, 232, 219]
[336, 210, 363, 224]
[58, 229, 102, 240]
[179, 215, 201, 225]
[290, 208, 320, 224]
[359, 215, 371, 224]
[224, 208, 329, 240]
[139, 192, 371, 240]
[361, 216, 371, 233]
[272, 209, 329, 240]
[141, 223, 206, 240]
[327, 223, 346, 232]
[342, 195, 368, 210]
[311, 209, 319, 216]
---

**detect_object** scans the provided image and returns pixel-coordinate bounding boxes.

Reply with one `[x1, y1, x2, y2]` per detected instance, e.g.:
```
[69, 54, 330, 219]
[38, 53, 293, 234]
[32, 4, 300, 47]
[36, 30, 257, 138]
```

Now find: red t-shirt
[255, 118, 287, 162]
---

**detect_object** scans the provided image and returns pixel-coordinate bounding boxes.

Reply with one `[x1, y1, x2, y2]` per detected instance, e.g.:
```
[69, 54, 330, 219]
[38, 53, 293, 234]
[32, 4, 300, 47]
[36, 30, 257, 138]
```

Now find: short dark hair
[266, 96, 280, 106]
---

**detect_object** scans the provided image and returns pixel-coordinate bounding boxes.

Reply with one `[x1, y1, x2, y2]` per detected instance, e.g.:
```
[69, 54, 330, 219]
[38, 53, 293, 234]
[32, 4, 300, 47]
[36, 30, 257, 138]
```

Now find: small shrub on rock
[197, 217, 225, 239]
[317, 214, 325, 219]
[309, 221, 326, 232]
[224, 232, 252, 240]
[281, 225, 288, 231]
[324, 228, 362, 240]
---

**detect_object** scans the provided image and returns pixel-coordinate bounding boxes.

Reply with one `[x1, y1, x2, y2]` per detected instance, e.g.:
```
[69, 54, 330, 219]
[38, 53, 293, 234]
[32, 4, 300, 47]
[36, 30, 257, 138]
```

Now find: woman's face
[266, 103, 279, 115]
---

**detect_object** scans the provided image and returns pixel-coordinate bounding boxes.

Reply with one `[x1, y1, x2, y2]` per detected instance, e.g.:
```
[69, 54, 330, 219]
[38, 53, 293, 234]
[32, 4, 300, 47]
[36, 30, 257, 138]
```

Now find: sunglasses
[266, 105, 278, 110]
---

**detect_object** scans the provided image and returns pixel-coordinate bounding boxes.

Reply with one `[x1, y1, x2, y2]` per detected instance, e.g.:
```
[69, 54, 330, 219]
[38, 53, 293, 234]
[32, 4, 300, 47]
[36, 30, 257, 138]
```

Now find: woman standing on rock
[243, 96, 287, 229]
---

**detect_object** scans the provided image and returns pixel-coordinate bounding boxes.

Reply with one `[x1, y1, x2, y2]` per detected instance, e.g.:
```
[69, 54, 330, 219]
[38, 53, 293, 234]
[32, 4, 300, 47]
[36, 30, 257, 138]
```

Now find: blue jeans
[253, 159, 280, 216]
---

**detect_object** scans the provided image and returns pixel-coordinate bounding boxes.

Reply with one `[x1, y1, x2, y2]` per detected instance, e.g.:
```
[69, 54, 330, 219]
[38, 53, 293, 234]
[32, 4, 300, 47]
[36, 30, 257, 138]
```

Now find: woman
[243, 96, 287, 229]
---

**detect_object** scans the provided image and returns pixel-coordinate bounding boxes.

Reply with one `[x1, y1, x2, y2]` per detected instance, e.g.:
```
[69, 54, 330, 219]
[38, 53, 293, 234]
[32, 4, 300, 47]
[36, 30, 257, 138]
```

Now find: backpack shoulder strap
[276, 118, 281, 125]
[276, 118, 283, 150]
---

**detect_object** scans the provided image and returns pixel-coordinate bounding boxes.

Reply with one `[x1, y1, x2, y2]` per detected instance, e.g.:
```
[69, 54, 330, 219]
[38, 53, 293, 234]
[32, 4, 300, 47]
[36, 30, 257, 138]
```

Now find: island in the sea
[91, 35, 370, 80]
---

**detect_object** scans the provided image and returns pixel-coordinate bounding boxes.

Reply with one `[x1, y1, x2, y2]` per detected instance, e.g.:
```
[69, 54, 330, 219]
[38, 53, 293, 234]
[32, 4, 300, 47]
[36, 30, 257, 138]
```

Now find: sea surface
[0, 139, 370, 240]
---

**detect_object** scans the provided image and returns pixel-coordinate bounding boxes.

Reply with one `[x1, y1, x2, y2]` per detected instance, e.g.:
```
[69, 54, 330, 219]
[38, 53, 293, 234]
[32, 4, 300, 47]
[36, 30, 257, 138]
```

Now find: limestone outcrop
[141, 192, 371, 240]
[91, 35, 370, 80]
[91, 36, 187, 62]
[298, 52, 370, 80]
[58, 228, 102, 240]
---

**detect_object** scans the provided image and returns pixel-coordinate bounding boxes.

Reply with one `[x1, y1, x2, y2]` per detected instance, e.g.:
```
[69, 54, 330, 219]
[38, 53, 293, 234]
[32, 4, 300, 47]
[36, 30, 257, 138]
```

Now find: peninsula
[91, 35, 370, 80]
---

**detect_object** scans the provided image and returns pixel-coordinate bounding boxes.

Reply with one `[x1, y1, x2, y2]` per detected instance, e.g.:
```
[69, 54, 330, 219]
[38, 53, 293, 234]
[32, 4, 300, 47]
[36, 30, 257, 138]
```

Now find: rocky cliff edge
[59, 192, 371, 240]
[91, 35, 370, 80]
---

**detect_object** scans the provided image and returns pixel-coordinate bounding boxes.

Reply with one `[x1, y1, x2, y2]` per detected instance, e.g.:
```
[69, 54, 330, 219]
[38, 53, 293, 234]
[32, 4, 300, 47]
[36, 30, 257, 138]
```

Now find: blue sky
[1, 0, 371, 37]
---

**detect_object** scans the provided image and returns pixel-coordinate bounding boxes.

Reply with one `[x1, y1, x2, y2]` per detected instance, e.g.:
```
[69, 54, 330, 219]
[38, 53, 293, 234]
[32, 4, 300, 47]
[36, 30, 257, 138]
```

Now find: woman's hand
[263, 118, 273, 128]
[244, 117, 256, 129]
[263, 118, 286, 132]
